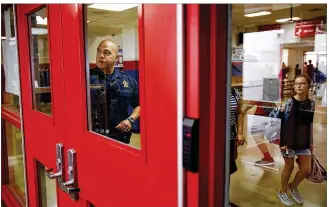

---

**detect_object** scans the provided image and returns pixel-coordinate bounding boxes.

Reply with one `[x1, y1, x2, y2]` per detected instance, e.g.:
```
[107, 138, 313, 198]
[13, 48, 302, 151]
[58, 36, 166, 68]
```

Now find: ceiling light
[276, 17, 300, 23]
[87, 20, 90, 23]
[36, 16, 47, 25]
[88, 4, 139, 12]
[244, 11, 271, 17]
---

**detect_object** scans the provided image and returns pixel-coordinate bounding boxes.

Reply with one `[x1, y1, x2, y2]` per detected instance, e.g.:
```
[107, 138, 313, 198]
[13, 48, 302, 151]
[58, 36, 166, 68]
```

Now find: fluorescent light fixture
[88, 4, 138, 12]
[276, 17, 300, 23]
[31, 28, 48, 35]
[244, 11, 271, 17]
[36, 16, 47, 25]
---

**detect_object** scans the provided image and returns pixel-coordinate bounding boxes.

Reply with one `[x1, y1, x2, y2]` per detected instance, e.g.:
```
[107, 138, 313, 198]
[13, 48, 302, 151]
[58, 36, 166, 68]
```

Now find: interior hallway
[230, 122, 327, 207]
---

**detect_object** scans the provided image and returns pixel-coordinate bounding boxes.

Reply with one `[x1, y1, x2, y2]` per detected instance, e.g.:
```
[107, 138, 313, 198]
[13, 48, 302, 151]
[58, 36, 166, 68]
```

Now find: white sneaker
[277, 191, 294, 206]
[288, 183, 304, 204]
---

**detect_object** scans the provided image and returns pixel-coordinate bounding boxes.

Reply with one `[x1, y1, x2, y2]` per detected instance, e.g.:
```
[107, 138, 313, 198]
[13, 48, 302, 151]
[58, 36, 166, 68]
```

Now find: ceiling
[232, 4, 327, 28]
[28, 5, 139, 37]
[87, 6, 138, 37]
[87, 4, 326, 36]
[5, 4, 326, 38]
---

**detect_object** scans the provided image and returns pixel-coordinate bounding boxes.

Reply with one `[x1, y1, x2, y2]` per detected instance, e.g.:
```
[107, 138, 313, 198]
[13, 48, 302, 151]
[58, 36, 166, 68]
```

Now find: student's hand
[280, 145, 289, 156]
[116, 120, 132, 132]
[237, 134, 246, 147]
[280, 103, 286, 112]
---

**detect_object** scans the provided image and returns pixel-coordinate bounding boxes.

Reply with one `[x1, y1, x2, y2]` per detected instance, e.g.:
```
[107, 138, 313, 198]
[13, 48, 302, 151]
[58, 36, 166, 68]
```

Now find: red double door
[16, 4, 229, 207]
[17, 4, 181, 207]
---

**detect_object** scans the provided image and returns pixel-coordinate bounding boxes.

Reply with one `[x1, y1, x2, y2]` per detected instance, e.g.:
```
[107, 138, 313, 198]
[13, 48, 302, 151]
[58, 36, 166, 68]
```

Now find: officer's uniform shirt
[90, 67, 139, 129]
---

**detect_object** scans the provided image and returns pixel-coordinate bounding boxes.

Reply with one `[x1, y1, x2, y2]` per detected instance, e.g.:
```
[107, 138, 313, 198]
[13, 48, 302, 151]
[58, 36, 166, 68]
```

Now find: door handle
[45, 168, 62, 179]
[60, 149, 80, 200]
[45, 143, 64, 181]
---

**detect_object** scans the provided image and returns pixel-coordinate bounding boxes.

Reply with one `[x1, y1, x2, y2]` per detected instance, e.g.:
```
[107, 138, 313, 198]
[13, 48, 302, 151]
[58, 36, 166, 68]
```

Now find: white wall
[87, 26, 139, 63]
[122, 27, 139, 61]
[88, 34, 122, 63]
[242, 30, 283, 102]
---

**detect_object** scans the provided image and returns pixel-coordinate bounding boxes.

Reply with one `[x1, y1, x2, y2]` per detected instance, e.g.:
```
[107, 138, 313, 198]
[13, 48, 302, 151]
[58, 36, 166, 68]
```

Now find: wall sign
[295, 19, 325, 37]
[232, 47, 243, 62]
[116, 47, 124, 70]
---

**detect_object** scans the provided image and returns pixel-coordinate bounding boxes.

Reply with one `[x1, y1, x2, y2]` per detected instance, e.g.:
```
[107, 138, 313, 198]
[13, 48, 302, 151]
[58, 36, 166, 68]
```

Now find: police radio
[90, 84, 108, 135]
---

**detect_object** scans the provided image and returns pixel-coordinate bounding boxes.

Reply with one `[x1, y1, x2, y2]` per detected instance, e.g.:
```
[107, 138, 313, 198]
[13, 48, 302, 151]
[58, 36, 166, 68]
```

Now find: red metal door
[17, 3, 180, 206]
[16, 4, 74, 207]
[58, 4, 179, 207]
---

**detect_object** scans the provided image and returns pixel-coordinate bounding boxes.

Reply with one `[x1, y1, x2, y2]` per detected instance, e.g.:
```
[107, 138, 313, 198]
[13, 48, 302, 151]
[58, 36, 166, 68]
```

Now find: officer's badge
[123, 80, 129, 88]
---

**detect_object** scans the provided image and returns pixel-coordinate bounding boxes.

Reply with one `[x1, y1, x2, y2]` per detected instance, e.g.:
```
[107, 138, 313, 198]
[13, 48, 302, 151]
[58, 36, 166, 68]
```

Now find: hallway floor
[230, 123, 327, 207]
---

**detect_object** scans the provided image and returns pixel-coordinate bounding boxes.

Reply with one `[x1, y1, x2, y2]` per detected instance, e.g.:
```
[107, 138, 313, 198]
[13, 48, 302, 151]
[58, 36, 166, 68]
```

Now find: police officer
[90, 40, 140, 144]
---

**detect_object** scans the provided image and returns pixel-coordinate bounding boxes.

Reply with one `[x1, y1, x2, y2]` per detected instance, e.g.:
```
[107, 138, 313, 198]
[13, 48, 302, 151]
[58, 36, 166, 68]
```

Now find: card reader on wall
[183, 117, 199, 173]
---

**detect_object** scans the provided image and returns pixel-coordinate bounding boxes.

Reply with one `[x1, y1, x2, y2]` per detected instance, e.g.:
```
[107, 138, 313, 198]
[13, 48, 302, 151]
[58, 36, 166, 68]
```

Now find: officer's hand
[116, 120, 132, 132]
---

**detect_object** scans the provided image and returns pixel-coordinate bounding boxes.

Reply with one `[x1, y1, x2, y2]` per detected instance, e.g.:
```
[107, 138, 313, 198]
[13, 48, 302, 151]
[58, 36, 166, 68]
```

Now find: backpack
[306, 154, 327, 183]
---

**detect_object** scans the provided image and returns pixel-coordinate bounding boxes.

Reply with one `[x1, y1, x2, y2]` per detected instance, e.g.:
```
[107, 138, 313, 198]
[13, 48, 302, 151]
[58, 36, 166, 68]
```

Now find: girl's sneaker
[277, 191, 294, 206]
[288, 183, 304, 204]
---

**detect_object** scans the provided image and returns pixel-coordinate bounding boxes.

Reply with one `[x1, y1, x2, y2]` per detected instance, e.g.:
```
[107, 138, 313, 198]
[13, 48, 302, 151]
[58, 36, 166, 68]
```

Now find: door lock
[183, 118, 199, 173]
[60, 149, 80, 200]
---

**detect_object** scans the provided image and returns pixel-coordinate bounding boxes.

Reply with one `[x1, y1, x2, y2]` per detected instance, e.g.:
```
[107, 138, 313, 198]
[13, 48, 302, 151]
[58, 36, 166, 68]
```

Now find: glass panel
[1, 6, 20, 110]
[9, 7, 15, 38]
[85, 4, 141, 149]
[28, 7, 52, 115]
[36, 161, 57, 207]
[229, 4, 327, 206]
[4, 120, 26, 204]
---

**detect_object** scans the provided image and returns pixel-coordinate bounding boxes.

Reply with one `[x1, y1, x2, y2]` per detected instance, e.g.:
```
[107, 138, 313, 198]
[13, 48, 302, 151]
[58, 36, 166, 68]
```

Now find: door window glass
[229, 4, 327, 206]
[2, 5, 20, 110]
[85, 4, 141, 149]
[28, 7, 52, 115]
[37, 161, 57, 207]
[3, 120, 26, 204]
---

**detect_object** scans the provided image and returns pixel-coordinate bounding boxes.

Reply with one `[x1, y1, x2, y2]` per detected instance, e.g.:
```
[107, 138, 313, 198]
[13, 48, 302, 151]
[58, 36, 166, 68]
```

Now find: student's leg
[277, 155, 295, 206]
[257, 142, 270, 156]
[288, 153, 311, 204]
[291, 154, 311, 188]
[253, 135, 274, 165]
[281, 156, 295, 193]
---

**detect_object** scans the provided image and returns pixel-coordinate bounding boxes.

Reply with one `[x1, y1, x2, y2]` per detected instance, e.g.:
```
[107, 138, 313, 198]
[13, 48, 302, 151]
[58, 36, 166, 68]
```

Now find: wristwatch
[127, 117, 135, 125]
